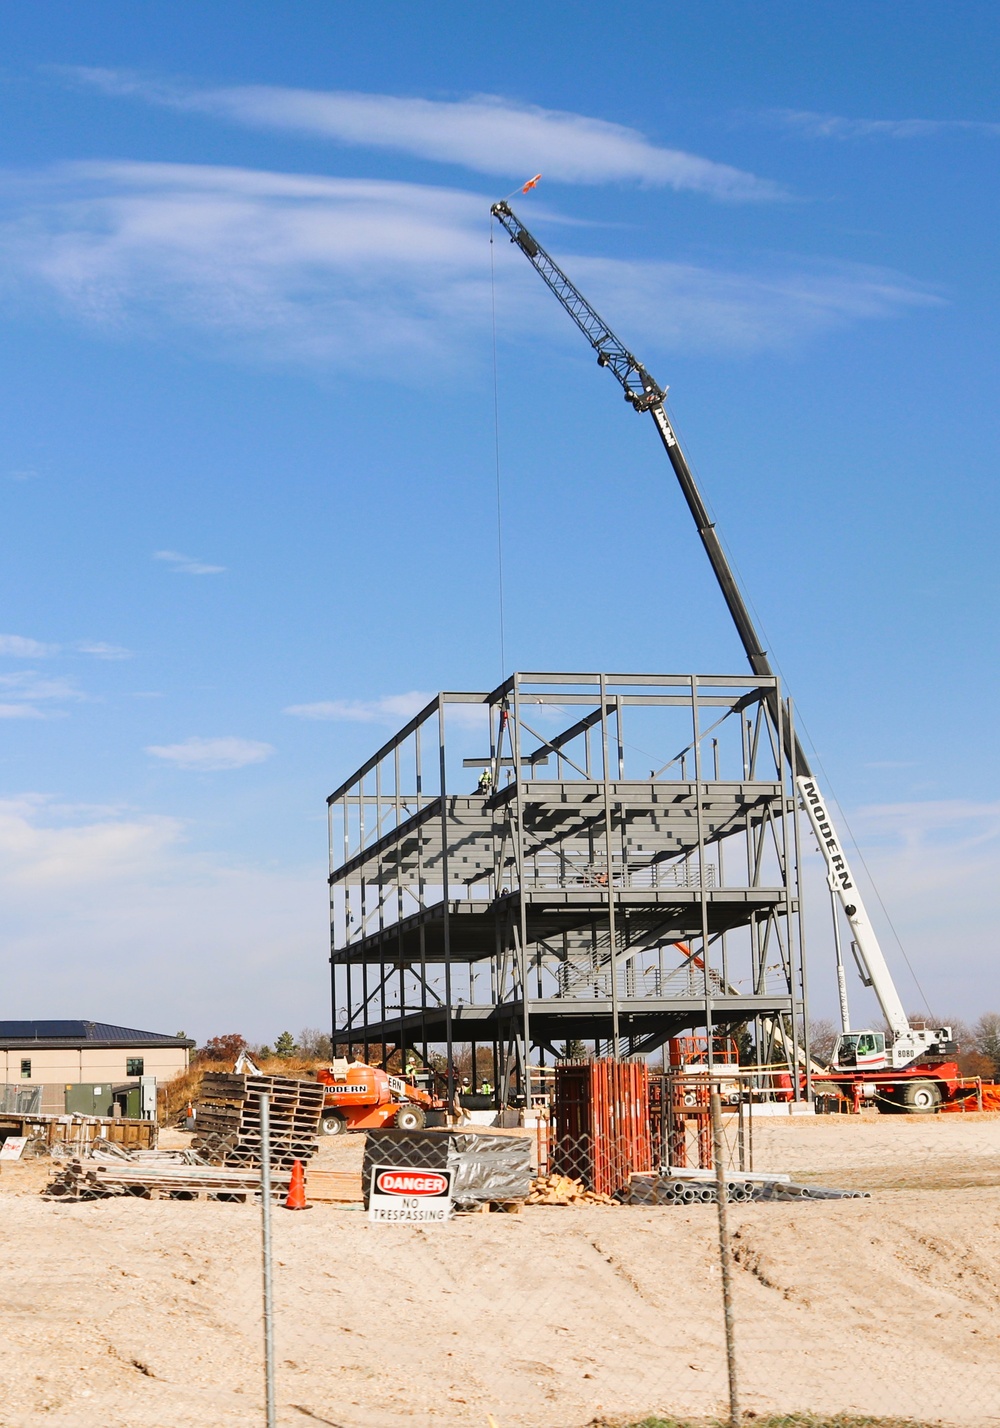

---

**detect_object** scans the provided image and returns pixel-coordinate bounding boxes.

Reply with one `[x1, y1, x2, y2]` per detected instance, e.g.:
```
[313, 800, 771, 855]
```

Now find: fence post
[260, 1092, 277, 1428]
[711, 1091, 740, 1428]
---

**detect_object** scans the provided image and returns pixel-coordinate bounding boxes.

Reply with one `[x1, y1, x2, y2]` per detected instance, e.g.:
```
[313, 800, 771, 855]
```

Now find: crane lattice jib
[490, 198, 810, 772]
[491, 201, 663, 410]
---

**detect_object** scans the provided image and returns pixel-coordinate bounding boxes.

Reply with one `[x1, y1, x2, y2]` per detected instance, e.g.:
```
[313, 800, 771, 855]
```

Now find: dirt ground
[1, 1112, 998, 1428]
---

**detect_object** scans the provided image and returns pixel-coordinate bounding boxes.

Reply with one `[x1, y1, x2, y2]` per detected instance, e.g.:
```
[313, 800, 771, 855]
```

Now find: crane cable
[663, 394, 936, 1021]
[489, 215, 507, 682]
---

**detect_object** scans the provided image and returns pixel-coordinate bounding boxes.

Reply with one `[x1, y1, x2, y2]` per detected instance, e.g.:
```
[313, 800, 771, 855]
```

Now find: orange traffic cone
[284, 1158, 312, 1211]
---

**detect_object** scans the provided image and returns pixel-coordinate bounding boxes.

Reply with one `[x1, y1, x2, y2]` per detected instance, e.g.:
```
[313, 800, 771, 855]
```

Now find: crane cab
[832, 1031, 887, 1072]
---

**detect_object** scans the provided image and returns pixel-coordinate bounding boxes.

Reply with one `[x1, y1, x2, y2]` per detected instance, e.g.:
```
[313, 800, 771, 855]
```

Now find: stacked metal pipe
[623, 1173, 869, 1205]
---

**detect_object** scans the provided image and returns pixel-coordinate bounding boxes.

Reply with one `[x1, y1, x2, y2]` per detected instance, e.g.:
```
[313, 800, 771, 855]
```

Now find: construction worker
[479, 1079, 494, 1096]
[477, 768, 493, 795]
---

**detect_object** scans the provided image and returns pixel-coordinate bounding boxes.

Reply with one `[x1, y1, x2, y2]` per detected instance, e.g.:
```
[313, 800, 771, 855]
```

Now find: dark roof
[0, 1021, 194, 1049]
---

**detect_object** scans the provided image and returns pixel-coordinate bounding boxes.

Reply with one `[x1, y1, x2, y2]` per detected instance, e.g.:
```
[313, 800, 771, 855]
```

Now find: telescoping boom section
[490, 200, 951, 1082]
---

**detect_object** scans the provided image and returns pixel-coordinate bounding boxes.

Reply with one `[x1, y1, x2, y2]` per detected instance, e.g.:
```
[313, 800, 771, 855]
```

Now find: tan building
[0, 1020, 194, 1116]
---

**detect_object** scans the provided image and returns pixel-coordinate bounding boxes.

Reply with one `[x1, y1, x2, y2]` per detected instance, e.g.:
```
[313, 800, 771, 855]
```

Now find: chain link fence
[6, 1066, 999, 1428]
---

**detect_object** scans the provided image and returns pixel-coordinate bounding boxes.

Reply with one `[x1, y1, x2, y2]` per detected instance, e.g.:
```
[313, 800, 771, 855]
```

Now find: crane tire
[394, 1104, 426, 1131]
[875, 1094, 904, 1114]
[900, 1080, 943, 1114]
[320, 1111, 348, 1136]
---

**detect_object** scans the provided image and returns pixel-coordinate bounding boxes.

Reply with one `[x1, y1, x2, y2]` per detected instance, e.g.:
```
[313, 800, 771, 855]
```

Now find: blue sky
[1, 2, 997, 1041]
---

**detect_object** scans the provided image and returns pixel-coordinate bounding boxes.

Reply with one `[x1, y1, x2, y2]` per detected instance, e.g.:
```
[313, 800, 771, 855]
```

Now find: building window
[126, 1057, 144, 1077]
[20, 1059, 31, 1080]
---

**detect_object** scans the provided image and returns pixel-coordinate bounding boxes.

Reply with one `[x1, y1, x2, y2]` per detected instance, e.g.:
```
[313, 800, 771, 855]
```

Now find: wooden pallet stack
[194, 1073, 325, 1169]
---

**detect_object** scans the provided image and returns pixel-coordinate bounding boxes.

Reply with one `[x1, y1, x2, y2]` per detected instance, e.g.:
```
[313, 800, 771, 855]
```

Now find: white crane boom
[490, 200, 950, 1072]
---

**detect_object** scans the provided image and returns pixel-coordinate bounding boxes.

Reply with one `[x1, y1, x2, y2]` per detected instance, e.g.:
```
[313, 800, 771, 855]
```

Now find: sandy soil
[0, 1114, 998, 1428]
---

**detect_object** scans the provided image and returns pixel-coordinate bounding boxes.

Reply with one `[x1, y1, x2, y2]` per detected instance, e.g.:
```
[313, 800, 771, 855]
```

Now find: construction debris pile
[193, 1072, 325, 1169]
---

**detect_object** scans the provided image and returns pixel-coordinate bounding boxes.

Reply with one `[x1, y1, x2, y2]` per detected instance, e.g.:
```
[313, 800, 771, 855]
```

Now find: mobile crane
[491, 201, 958, 1111]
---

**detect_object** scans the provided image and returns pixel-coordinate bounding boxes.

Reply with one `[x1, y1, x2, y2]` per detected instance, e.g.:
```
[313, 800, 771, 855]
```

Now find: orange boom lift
[315, 1060, 446, 1136]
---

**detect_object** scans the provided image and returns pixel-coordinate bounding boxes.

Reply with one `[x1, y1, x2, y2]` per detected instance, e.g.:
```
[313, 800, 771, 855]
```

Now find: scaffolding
[328, 672, 809, 1101]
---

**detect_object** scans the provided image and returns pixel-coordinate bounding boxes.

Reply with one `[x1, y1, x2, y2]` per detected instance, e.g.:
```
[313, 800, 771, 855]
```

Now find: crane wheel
[394, 1104, 426, 1131]
[320, 1111, 348, 1136]
[875, 1093, 904, 1114]
[900, 1080, 943, 1114]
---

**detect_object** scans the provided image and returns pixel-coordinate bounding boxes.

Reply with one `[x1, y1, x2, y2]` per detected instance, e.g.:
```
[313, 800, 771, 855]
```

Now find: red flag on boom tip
[522, 174, 542, 193]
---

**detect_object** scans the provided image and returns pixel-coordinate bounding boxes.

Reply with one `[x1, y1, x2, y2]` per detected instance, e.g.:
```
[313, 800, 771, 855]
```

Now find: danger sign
[369, 1164, 453, 1222]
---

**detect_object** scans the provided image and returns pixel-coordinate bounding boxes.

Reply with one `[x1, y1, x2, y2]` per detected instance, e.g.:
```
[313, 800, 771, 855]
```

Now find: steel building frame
[328, 672, 809, 1101]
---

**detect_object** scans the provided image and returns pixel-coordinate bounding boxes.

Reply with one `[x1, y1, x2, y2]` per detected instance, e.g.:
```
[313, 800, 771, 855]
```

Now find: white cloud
[0, 795, 325, 1042]
[770, 109, 1000, 140]
[0, 634, 57, 657]
[802, 798, 1000, 1024]
[146, 736, 275, 771]
[284, 691, 433, 724]
[7, 468, 38, 481]
[71, 69, 783, 202]
[0, 794, 181, 887]
[852, 798, 1000, 854]
[0, 633, 133, 659]
[284, 693, 497, 737]
[154, 548, 226, 575]
[567, 251, 939, 354]
[0, 161, 938, 368]
[0, 670, 83, 718]
[75, 640, 133, 659]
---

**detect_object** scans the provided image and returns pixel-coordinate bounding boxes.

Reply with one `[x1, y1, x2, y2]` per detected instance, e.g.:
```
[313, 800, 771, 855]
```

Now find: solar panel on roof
[0, 1020, 88, 1039]
[0, 1020, 182, 1042]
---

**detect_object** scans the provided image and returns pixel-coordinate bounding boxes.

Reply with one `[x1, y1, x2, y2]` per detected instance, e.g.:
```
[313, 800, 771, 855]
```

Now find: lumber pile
[526, 1173, 617, 1206]
[194, 1073, 325, 1169]
[305, 1169, 364, 1203]
[45, 1157, 292, 1202]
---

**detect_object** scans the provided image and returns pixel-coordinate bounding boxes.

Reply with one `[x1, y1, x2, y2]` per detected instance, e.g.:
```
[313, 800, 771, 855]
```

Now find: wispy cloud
[0, 794, 181, 884]
[146, 736, 275, 770]
[0, 794, 324, 1040]
[0, 670, 84, 719]
[74, 640, 133, 660]
[0, 161, 938, 368]
[802, 797, 1000, 1023]
[285, 692, 494, 734]
[566, 251, 939, 354]
[285, 692, 433, 724]
[0, 634, 58, 657]
[770, 108, 1000, 140]
[154, 548, 227, 575]
[0, 703, 48, 720]
[70, 69, 783, 202]
[853, 798, 1000, 852]
[7, 467, 38, 481]
[0, 632, 132, 659]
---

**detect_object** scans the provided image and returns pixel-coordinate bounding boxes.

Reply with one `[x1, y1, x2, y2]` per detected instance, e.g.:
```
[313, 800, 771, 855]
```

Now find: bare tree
[298, 1028, 334, 1061]
[808, 1019, 838, 1063]
[975, 1012, 1000, 1076]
